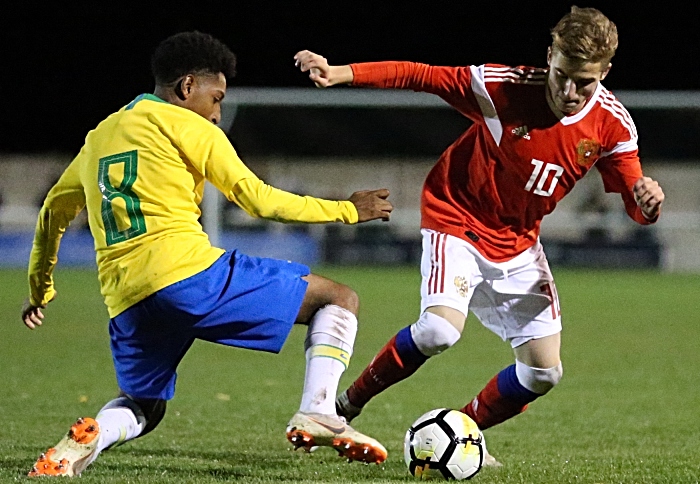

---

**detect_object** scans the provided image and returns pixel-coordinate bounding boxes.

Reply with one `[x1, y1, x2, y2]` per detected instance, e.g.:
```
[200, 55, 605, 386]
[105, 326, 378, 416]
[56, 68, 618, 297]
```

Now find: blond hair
[551, 6, 618, 65]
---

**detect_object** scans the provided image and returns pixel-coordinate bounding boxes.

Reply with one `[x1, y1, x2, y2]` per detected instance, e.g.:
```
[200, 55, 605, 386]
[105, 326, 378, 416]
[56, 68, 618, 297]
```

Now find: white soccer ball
[404, 408, 484, 480]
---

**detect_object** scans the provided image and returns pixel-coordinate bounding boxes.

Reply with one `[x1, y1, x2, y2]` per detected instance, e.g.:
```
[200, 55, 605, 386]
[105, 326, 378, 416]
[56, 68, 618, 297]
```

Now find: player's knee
[515, 360, 563, 395]
[410, 311, 462, 357]
[302, 275, 359, 320]
[109, 393, 167, 436]
[330, 283, 359, 315]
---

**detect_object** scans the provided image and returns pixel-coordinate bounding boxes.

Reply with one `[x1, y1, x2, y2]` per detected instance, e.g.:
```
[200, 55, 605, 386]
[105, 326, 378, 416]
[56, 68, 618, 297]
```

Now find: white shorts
[420, 229, 562, 348]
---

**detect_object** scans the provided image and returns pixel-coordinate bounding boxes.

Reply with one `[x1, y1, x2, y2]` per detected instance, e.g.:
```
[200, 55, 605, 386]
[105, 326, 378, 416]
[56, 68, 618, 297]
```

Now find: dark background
[3, 1, 699, 154]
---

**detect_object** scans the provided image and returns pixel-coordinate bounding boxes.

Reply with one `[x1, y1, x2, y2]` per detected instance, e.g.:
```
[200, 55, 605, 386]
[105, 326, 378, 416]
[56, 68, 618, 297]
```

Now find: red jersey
[350, 62, 653, 262]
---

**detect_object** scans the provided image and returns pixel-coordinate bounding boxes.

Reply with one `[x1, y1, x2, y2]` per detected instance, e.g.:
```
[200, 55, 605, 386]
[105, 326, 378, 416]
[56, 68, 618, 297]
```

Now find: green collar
[125, 93, 168, 110]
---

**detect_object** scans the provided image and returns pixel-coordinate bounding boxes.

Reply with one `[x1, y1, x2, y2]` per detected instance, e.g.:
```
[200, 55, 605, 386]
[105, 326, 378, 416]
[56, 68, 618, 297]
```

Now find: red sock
[346, 335, 425, 408]
[461, 374, 530, 430]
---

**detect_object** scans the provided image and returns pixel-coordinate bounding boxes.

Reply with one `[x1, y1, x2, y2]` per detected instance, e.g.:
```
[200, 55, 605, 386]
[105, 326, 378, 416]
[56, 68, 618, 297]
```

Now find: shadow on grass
[1, 442, 407, 482]
[90, 446, 406, 481]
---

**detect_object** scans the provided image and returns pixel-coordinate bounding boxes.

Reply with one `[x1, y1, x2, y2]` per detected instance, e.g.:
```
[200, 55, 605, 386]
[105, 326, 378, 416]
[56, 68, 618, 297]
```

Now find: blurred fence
[1, 88, 699, 271]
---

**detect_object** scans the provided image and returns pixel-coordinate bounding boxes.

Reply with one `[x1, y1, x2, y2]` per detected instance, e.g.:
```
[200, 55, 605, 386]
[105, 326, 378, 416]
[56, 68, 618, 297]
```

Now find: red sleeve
[595, 152, 656, 224]
[349, 62, 480, 119]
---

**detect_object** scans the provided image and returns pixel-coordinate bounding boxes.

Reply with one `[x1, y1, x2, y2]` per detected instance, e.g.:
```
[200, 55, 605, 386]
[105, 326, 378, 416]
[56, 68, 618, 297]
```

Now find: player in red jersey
[294, 6, 664, 464]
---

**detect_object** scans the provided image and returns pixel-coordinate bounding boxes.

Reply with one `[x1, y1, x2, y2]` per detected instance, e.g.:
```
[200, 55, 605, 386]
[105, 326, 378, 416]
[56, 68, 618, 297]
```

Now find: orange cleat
[286, 412, 387, 464]
[28, 417, 100, 477]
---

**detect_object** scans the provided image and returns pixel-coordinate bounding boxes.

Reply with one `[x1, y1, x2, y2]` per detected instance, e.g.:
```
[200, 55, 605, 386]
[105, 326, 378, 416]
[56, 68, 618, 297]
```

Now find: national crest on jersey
[576, 138, 601, 166]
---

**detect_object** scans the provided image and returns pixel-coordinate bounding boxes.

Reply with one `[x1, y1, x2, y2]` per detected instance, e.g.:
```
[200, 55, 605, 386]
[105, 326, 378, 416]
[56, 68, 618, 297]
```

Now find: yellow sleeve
[230, 177, 358, 224]
[177, 120, 257, 193]
[178, 120, 358, 224]
[28, 157, 86, 306]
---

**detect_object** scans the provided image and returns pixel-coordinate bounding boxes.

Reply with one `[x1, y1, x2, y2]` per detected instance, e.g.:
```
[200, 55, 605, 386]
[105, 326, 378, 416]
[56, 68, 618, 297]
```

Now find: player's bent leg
[337, 306, 463, 422]
[287, 274, 387, 463]
[295, 275, 360, 417]
[462, 358, 563, 468]
[300, 303, 357, 415]
[28, 394, 166, 477]
[462, 333, 563, 431]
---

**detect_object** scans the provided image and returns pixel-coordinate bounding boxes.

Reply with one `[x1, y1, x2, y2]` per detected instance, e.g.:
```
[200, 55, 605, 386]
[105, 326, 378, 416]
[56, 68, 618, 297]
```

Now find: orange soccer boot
[28, 417, 100, 477]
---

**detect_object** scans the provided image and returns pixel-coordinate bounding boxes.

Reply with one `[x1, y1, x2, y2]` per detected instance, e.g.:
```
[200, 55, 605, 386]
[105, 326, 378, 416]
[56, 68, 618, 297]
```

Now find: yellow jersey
[28, 94, 358, 317]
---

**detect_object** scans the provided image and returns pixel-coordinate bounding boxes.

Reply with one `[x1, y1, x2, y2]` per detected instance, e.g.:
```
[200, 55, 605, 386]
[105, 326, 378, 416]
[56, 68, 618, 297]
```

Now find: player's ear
[176, 75, 196, 100]
[600, 63, 612, 80]
[546, 46, 552, 66]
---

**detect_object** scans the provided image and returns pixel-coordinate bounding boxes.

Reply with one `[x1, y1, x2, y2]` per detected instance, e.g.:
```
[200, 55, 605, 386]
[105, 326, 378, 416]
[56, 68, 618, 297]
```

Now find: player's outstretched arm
[294, 50, 354, 88]
[633, 176, 664, 221]
[348, 189, 393, 222]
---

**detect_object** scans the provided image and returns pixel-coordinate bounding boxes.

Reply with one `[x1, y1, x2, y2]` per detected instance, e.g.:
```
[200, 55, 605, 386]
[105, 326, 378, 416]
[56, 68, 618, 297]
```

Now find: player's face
[546, 47, 610, 115]
[181, 73, 227, 125]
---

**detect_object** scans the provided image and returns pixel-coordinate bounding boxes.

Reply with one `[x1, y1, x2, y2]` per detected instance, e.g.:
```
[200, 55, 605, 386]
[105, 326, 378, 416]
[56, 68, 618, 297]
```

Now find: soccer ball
[404, 408, 484, 480]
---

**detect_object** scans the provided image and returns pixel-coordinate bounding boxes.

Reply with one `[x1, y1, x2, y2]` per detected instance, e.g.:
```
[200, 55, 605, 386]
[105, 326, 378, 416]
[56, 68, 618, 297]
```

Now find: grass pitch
[1, 265, 699, 483]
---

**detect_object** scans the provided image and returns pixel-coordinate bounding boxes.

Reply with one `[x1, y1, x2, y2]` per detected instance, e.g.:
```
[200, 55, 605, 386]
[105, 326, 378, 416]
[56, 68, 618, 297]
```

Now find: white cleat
[28, 417, 101, 477]
[286, 412, 387, 464]
[483, 448, 503, 467]
[480, 433, 503, 467]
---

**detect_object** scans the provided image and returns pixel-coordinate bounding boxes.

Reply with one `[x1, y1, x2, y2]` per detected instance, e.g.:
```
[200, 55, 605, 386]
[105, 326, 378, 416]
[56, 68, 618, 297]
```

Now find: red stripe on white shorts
[429, 233, 446, 295]
[428, 232, 437, 293]
[439, 234, 446, 293]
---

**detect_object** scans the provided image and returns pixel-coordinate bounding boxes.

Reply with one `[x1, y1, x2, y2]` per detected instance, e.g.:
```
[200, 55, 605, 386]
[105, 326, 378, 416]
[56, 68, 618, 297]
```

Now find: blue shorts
[109, 250, 310, 400]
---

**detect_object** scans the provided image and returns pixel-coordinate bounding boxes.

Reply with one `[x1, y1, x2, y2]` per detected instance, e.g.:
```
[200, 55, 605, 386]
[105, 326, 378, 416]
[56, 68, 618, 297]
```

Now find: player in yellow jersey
[22, 31, 392, 477]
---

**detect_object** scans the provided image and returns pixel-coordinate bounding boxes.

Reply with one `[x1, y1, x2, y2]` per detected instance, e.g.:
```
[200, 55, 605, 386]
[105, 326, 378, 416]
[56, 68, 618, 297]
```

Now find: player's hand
[633, 176, 664, 220]
[22, 298, 47, 330]
[294, 50, 332, 87]
[349, 189, 393, 222]
[293, 50, 354, 87]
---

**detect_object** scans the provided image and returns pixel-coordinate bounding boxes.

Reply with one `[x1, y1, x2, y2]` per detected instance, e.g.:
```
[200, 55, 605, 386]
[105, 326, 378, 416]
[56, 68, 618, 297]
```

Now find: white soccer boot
[286, 412, 387, 464]
[28, 417, 101, 477]
[480, 432, 503, 467]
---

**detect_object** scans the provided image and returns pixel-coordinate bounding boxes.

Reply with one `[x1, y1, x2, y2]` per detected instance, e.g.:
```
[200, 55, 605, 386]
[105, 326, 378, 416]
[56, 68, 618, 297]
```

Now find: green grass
[1, 266, 699, 483]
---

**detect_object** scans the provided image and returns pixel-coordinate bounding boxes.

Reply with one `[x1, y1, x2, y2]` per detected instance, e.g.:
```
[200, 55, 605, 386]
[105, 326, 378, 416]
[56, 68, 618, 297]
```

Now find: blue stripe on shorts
[109, 250, 310, 400]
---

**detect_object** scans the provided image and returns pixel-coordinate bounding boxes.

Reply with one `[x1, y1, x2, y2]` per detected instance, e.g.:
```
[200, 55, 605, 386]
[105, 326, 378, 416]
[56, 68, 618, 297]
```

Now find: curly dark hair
[151, 31, 237, 85]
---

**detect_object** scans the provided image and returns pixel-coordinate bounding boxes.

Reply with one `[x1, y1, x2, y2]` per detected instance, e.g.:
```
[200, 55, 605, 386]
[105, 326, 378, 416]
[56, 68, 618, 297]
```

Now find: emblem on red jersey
[454, 276, 470, 298]
[576, 139, 601, 166]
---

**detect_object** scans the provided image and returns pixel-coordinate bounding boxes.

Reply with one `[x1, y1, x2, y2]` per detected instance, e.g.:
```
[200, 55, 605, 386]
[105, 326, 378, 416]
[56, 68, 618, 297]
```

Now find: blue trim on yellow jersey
[125, 93, 167, 110]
